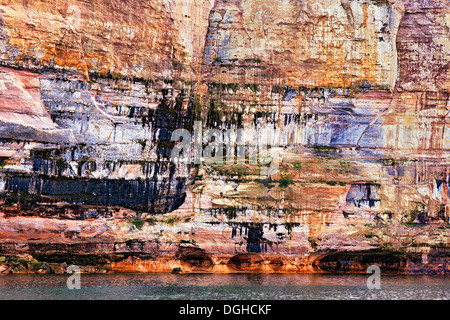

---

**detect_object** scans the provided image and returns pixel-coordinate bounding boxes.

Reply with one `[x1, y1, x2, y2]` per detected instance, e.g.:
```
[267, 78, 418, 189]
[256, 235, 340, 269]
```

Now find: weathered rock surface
[0, 0, 449, 275]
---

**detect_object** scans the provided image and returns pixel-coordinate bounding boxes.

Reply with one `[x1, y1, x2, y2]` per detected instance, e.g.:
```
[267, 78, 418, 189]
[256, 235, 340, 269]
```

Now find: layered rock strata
[0, 0, 449, 274]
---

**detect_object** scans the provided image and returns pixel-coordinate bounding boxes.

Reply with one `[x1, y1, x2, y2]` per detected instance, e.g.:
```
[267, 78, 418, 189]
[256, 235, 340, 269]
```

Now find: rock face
[0, 0, 449, 274]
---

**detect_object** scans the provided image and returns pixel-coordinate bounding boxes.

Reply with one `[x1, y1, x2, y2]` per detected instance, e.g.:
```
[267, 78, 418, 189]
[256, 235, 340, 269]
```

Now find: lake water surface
[0, 273, 448, 300]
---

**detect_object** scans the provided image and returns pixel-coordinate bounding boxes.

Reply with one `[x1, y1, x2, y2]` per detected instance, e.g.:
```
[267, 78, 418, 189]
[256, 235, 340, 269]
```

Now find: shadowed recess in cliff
[315, 252, 406, 274]
[346, 183, 381, 209]
[227, 253, 264, 272]
[177, 246, 214, 271]
[2, 175, 187, 214]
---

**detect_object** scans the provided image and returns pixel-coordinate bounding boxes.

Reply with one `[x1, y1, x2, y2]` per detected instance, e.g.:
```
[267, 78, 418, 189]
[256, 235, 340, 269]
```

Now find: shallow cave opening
[226, 253, 264, 272]
[177, 247, 214, 271]
[316, 252, 405, 274]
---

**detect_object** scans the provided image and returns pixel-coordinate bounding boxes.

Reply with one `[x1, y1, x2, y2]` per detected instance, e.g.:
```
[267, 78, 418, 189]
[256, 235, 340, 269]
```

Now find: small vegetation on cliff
[285, 222, 301, 235]
[244, 58, 262, 63]
[145, 217, 157, 225]
[364, 233, 377, 239]
[244, 83, 260, 92]
[278, 170, 294, 188]
[279, 178, 294, 188]
[308, 237, 318, 248]
[136, 139, 147, 150]
[0, 256, 47, 273]
[408, 208, 418, 223]
[339, 160, 352, 168]
[180, 239, 197, 246]
[160, 216, 181, 225]
[131, 219, 144, 230]
[257, 177, 275, 189]
[323, 181, 347, 186]
[381, 158, 398, 166]
[403, 223, 424, 228]
[403, 204, 426, 226]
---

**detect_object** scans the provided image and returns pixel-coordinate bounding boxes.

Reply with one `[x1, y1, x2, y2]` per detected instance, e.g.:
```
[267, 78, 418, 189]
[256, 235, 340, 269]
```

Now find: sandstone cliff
[0, 0, 449, 275]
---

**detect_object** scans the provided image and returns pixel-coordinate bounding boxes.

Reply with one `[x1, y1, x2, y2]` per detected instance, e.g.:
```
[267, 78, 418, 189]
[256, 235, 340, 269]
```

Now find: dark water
[0, 273, 448, 300]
